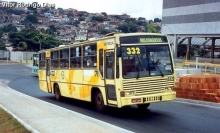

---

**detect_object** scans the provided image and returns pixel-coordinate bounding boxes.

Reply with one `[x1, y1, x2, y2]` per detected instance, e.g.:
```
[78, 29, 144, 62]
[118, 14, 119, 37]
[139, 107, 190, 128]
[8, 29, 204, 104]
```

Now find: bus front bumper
[120, 91, 176, 107]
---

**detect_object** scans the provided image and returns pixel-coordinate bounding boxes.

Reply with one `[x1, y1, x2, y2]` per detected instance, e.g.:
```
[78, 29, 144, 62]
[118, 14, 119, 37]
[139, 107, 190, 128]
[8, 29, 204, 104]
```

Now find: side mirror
[116, 47, 122, 57]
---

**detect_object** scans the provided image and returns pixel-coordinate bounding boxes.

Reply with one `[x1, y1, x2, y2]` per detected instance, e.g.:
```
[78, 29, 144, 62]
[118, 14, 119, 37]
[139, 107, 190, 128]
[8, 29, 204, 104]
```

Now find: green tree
[9, 29, 38, 51]
[57, 8, 64, 14]
[91, 16, 104, 22]
[49, 25, 57, 32]
[148, 20, 153, 24]
[117, 24, 129, 33]
[117, 23, 138, 33]
[8, 27, 62, 51]
[154, 18, 162, 22]
[39, 34, 62, 49]
[138, 17, 146, 21]
[46, 29, 54, 35]
[77, 12, 85, 17]
[125, 18, 136, 23]
[99, 29, 109, 35]
[0, 40, 5, 50]
[19, 41, 27, 51]
[0, 28, 3, 37]
[72, 20, 80, 26]
[128, 23, 138, 32]
[147, 23, 160, 33]
[26, 14, 38, 24]
[113, 15, 121, 20]
[67, 12, 74, 17]
[39, 28, 46, 33]
[137, 21, 147, 26]
[41, 8, 50, 13]
[2, 24, 17, 32]
[101, 12, 107, 16]
[79, 17, 85, 21]
[6, 8, 25, 15]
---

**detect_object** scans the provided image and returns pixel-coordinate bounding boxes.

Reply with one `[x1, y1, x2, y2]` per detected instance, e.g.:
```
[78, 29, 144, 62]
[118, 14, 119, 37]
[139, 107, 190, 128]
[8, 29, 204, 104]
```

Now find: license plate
[144, 96, 162, 102]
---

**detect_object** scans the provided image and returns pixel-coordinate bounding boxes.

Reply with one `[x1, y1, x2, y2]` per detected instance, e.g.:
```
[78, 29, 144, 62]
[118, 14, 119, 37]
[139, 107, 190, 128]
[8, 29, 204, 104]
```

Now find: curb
[175, 98, 220, 108]
[0, 105, 39, 133]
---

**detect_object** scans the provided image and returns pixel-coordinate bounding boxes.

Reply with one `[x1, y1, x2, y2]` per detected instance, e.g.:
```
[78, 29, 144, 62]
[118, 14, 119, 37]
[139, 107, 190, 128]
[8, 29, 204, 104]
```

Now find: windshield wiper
[136, 54, 142, 79]
[153, 63, 164, 77]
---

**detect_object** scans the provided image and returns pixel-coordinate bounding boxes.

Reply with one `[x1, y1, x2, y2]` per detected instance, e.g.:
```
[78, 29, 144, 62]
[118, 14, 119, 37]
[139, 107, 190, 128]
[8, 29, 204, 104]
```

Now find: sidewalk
[0, 80, 134, 133]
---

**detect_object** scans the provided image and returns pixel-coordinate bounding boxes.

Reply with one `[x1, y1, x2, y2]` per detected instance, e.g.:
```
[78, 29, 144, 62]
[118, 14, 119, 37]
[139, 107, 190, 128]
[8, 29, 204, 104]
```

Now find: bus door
[104, 50, 117, 105]
[46, 58, 52, 93]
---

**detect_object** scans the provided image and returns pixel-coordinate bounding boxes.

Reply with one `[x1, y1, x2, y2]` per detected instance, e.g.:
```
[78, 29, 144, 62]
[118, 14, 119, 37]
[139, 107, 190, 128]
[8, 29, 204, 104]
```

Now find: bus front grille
[122, 78, 174, 96]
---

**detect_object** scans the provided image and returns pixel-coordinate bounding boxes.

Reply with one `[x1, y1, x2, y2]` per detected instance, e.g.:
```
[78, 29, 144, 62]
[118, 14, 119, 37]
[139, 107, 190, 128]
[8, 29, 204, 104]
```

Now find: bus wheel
[137, 103, 150, 109]
[95, 90, 105, 112]
[54, 84, 61, 101]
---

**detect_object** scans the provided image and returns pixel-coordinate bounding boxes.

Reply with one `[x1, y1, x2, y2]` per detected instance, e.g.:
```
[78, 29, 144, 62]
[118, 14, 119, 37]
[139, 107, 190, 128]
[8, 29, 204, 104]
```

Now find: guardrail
[182, 61, 220, 74]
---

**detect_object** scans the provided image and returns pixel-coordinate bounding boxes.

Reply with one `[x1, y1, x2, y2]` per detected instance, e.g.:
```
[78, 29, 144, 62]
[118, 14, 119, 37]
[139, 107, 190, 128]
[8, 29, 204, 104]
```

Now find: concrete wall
[0, 50, 9, 59]
[0, 50, 36, 62]
[162, 0, 220, 34]
[10, 51, 36, 62]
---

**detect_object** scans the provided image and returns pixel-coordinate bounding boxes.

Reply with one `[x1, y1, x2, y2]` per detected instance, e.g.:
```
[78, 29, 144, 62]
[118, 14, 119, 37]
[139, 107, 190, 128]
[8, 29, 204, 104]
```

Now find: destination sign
[140, 38, 163, 43]
[120, 35, 168, 44]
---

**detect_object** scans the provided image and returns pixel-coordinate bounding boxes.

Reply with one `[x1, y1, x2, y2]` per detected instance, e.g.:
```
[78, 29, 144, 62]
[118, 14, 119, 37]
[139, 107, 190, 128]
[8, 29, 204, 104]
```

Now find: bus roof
[38, 32, 168, 52]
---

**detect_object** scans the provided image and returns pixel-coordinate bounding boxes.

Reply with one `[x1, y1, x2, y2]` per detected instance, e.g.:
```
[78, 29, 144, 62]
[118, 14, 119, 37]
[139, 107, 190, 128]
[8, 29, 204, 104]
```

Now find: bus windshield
[122, 44, 173, 78]
[33, 54, 39, 67]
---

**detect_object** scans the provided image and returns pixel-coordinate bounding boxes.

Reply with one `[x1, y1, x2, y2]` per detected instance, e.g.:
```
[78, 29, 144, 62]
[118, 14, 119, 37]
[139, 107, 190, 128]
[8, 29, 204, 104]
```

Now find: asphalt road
[0, 64, 220, 133]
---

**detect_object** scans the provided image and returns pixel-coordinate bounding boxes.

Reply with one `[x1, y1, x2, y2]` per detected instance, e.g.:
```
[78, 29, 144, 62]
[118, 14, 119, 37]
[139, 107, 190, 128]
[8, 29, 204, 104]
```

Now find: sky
[11, 0, 163, 20]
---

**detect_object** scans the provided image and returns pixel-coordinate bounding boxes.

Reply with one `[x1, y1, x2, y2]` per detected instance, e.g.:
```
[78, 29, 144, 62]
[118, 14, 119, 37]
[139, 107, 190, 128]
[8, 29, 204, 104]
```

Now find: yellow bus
[38, 33, 176, 112]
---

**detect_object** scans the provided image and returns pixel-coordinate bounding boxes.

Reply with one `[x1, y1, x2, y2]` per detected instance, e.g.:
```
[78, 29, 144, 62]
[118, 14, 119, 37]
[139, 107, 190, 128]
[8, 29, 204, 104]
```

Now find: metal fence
[0, 50, 9, 60]
[174, 57, 220, 64]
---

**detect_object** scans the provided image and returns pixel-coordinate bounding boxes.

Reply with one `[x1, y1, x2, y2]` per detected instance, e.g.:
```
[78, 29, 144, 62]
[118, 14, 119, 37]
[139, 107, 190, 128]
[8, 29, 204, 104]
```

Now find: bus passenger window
[70, 47, 81, 68]
[51, 51, 59, 69]
[60, 49, 69, 68]
[83, 44, 97, 68]
[76, 61, 80, 67]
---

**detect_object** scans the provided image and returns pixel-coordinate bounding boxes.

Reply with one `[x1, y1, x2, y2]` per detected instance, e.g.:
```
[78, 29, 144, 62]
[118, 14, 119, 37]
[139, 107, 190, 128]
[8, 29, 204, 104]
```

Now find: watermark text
[1, 2, 55, 8]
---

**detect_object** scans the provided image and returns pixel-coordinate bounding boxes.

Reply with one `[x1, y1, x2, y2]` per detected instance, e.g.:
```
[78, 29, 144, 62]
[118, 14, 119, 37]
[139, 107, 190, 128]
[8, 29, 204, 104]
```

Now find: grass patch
[0, 108, 30, 133]
[21, 60, 33, 64]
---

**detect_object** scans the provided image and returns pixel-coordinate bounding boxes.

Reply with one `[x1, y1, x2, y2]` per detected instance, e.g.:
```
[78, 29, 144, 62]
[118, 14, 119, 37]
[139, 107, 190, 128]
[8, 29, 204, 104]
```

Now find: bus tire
[54, 84, 61, 101]
[137, 103, 150, 109]
[95, 90, 105, 112]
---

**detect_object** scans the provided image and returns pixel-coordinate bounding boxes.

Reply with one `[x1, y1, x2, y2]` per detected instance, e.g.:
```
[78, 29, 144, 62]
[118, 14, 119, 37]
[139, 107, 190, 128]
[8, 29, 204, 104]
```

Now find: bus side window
[106, 52, 114, 79]
[99, 49, 103, 77]
[83, 44, 97, 68]
[116, 57, 119, 78]
[60, 48, 69, 68]
[39, 53, 46, 68]
[70, 47, 81, 68]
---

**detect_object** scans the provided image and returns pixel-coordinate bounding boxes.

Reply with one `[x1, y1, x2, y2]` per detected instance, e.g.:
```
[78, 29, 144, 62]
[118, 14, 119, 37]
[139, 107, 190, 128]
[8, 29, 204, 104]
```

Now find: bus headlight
[165, 87, 174, 91]
[125, 91, 135, 97]
[120, 91, 135, 97]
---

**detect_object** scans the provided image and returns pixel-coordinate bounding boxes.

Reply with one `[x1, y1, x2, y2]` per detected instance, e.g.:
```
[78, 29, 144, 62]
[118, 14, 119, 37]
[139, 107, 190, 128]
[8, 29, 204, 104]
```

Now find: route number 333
[126, 47, 141, 55]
